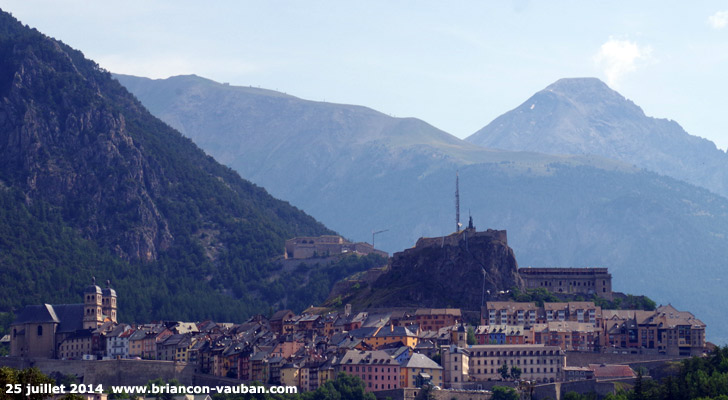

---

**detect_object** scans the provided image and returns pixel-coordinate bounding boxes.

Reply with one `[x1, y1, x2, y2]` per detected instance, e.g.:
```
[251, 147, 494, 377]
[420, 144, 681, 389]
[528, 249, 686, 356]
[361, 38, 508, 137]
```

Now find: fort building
[518, 267, 613, 300]
[284, 235, 388, 259]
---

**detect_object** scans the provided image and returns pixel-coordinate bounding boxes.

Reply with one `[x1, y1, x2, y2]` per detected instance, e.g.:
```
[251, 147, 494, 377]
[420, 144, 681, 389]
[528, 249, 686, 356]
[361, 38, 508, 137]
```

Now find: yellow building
[58, 330, 94, 360]
[400, 353, 443, 388]
[364, 325, 418, 349]
[281, 363, 301, 388]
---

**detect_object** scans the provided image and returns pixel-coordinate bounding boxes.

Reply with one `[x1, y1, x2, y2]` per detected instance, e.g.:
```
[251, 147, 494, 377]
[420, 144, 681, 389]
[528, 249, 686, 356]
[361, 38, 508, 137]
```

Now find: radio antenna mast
[455, 170, 461, 232]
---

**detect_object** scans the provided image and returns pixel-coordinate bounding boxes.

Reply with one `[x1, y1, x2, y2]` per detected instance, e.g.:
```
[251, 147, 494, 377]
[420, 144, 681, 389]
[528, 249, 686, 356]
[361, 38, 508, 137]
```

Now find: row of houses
[481, 301, 706, 356]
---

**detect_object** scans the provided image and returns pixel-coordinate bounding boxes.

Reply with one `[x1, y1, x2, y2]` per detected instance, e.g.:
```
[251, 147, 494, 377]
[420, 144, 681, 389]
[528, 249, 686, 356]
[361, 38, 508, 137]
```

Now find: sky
[2, 1, 728, 150]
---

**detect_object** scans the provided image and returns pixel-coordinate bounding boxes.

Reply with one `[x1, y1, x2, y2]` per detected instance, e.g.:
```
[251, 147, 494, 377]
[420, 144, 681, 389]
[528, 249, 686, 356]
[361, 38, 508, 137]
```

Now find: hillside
[0, 9, 372, 322]
[466, 77, 728, 198]
[116, 73, 728, 343]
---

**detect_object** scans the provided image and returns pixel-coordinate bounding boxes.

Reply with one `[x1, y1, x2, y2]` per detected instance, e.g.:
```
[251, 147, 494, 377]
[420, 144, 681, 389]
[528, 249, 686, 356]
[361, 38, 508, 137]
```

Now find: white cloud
[708, 11, 728, 29]
[593, 38, 653, 87]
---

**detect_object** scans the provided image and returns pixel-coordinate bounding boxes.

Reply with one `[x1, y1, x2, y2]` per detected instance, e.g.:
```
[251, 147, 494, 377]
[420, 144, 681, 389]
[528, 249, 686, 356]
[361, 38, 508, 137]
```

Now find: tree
[467, 327, 477, 346]
[300, 373, 375, 400]
[492, 386, 519, 400]
[632, 369, 645, 400]
[0, 367, 55, 400]
[58, 395, 85, 400]
[499, 364, 510, 380]
[510, 366, 522, 381]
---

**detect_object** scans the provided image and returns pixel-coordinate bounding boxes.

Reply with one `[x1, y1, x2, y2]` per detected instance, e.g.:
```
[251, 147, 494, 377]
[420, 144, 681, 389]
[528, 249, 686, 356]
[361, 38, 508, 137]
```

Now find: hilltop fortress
[330, 226, 615, 311]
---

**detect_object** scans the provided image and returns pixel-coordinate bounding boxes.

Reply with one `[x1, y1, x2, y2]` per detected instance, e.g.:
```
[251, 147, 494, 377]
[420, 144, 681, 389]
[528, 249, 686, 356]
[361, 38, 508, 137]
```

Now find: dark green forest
[0, 10, 382, 323]
[0, 182, 385, 322]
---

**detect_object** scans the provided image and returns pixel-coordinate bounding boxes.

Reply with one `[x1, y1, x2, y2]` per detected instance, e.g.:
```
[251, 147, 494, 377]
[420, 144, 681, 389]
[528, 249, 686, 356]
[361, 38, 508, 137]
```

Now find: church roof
[13, 304, 60, 324]
[84, 285, 102, 294]
[12, 303, 84, 333]
[52, 304, 84, 333]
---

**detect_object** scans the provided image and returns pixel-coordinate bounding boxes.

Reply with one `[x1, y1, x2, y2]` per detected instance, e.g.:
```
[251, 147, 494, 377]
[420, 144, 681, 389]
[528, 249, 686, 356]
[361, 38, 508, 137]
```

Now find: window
[37, 325, 43, 336]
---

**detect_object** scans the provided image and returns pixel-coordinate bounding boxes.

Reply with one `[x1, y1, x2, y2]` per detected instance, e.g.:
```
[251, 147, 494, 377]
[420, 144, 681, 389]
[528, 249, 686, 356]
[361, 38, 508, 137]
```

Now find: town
[3, 231, 710, 400]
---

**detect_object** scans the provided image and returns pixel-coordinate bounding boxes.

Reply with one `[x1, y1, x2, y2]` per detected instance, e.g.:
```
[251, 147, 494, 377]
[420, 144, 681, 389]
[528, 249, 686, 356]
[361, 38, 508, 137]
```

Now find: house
[157, 333, 194, 361]
[476, 325, 530, 345]
[415, 309, 462, 332]
[105, 324, 132, 359]
[399, 353, 443, 388]
[543, 302, 601, 326]
[364, 325, 418, 349]
[57, 329, 95, 360]
[334, 350, 400, 392]
[589, 364, 636, 380]
[483, 302, 538, 326]
[533, 321, 600, 352]
[280, 363, 301, 387]
[270, 310, 295, 335]
[564, 366, 594, 381]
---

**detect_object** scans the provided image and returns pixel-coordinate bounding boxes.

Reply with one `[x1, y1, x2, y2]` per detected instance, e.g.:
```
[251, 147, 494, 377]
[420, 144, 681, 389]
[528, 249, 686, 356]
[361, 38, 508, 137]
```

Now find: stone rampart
[0, 357, 195, 386]
[566, 351, 686, 367]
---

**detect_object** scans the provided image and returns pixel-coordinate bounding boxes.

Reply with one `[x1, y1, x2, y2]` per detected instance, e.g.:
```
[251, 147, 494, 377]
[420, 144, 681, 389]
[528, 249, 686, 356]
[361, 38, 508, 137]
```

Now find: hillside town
[6, 272, 708, 396]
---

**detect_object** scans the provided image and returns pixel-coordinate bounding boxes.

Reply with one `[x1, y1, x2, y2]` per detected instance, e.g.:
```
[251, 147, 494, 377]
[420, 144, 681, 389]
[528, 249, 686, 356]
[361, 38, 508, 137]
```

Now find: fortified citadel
[284, 235, 388, 259]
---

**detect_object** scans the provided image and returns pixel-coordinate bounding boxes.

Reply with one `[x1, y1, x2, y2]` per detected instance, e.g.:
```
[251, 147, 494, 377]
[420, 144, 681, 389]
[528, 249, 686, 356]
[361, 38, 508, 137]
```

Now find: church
[10, 279, 118, 358]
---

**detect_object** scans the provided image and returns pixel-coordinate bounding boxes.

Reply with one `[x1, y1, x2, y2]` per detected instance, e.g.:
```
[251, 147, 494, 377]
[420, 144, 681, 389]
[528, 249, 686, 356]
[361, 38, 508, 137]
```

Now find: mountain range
[467, 77, 728, 198]
[116, 73, 728, 344]
[0, 9, 380, 323]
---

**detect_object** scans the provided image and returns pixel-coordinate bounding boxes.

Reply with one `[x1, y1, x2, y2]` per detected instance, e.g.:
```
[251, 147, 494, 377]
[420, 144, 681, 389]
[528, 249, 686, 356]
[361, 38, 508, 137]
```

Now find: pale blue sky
[3, 1, 728, 150]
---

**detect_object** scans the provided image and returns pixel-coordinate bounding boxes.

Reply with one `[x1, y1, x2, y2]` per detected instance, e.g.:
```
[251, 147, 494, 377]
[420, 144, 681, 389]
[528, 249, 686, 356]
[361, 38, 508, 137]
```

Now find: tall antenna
[372, 229, 389, 248]
[455, 170, 461, 232]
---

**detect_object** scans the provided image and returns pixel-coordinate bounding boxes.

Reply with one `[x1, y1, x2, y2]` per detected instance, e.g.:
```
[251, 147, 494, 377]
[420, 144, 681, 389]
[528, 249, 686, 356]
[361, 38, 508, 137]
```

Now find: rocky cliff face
[1, 87, 172, 261]
[0, 11, 334, 263]
[342, 228, 524, 310]
[0, 22, 174, 261]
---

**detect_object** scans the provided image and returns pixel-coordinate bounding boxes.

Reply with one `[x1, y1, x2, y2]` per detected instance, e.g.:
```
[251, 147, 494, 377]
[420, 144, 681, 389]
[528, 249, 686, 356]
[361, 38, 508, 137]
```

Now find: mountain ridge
[466, 77, 728, 198]
[0, 9, 378, 322]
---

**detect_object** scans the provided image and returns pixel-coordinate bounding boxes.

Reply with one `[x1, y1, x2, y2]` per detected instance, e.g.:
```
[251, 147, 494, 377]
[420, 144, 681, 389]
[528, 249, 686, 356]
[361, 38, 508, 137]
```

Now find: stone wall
[374, 387, 492, 400]
[0, 357, 195, 386]
[531, 378, 637, 400]
[566, 351, 686, 367]
[409, 229, 507, 254]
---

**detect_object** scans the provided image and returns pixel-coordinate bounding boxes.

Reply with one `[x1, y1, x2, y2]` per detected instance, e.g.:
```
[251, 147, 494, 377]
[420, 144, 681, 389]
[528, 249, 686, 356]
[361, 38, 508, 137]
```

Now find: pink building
[334, 350, 400, 392]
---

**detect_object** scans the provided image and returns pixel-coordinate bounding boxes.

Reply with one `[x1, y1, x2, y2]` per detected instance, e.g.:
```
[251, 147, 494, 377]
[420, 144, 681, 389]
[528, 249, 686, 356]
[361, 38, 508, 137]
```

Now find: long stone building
[284, 235, 388, 259]
[519, 267, 613, 300]
[441, 344, 565, 388]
